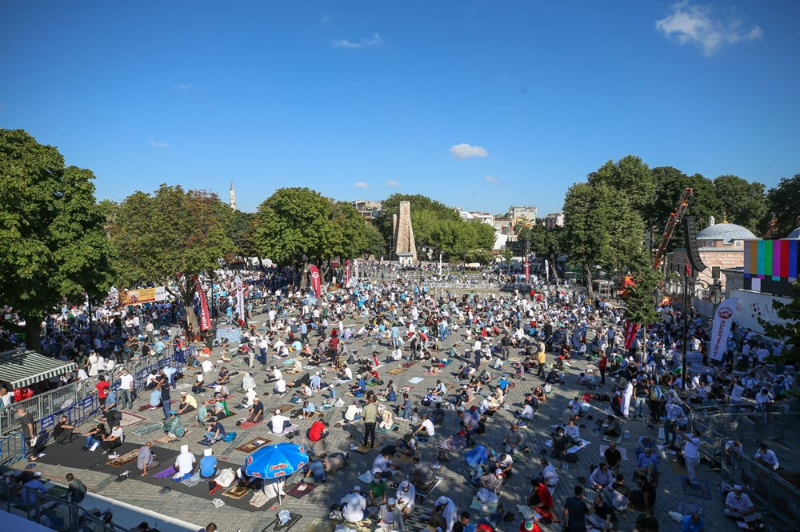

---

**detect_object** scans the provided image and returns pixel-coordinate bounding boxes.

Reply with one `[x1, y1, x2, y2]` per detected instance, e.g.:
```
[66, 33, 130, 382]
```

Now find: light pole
[681, 266, 690, 391]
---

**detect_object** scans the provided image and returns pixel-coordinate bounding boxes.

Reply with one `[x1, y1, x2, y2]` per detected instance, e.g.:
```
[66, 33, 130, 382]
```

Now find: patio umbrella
[244, 442, 309, 505]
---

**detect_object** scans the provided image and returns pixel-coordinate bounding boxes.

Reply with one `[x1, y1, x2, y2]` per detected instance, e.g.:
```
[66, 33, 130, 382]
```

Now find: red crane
[652, 187, 693, 270]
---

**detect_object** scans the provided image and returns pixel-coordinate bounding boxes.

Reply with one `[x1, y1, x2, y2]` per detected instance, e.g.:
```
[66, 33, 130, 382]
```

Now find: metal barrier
[0, 431, 24, 465]
[690, 411, 800, 528]
[0, 478, 130, 532]
[0, 345, 196, 464]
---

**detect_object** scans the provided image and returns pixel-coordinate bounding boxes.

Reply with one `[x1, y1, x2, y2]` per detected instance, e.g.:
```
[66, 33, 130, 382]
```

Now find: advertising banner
[121, 287, 166, 305]
[193, 276, 212, 331]
[345, 260, 351, 287]
[309, 264, 322, 297]
[709, 298, 739, 361]
[623, 321, 640, 350]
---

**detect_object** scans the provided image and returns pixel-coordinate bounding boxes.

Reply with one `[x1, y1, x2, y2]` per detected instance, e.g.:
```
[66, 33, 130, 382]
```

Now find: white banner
[731, 289, 792, 335]
[353, 259, 359, 285]
[544, 259, 550, 281]
[235, 276, 245, 321]
[709, 297, 738, 361]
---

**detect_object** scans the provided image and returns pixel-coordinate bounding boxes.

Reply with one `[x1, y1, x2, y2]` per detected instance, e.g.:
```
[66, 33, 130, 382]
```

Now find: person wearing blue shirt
[465, 445, 490, 483]
[304, 459, 326, 484]
[302, 400, 316, 419]
[681, 513, 704, 532]
[498, 375, 509, 393]
[200, 448, 218, 478]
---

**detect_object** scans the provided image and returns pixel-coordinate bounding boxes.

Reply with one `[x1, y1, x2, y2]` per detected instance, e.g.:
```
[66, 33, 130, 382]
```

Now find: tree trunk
[549, 256, 561, 282]
[299, 261, 309, 289]
[23, 316, 43, 351]
[583, 263, 595, 301]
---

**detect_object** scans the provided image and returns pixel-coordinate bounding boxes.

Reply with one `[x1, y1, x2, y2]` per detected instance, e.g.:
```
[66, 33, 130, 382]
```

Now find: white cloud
[384, 180, 400, 187]
[655, 2, 763, 56]
[331, 33, 383, 49]
[173, 83, 193, 90]
[450, 143, 488, 159]
[354, 181, 369, 189]
[484, 175, 498, 184]
[150, 140, 169, 149]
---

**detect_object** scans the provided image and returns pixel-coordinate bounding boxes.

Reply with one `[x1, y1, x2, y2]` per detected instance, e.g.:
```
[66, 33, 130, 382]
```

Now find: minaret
[230, 181, 237, 211]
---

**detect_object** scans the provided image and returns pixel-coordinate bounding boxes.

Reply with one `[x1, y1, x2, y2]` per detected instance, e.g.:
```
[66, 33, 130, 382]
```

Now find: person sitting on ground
[177, 392, 197, 415]
[54, 415, 79, 444]
[245, 396, 264, 424]
[191, 375, 206, 394]
[367, 476, 389, 507]
[587, 494, 618, 531]
[412, 413, 435, 439]
[304, 458, 327, 484]
[137, 441, 159, 477]
[101, 422, 124, 454]
[199, 448, 218, 479]
[527, 478, 554, 514]
[323, 451, 350, 474]
[533, 386, 547, 403]
[755, 442, 779, 470]
[372, 448, 398, 479]
[378, 405, 394, 430]
[634, 447, 659, 484]
[601, 415, 622, 438]
[411, 454, 436, 487]
[397, 433, 417, 457]
[724, 484, 761, 522]
[628, 474, 657, 513]
[268, 409, 291, 435]
[216, 367, 230, 386]
[204, 420, 226, 443]
[340, 486, 367, 524]
[589, 463, 613, 491]
[550, 427, 569, 460]
[635, 436, 655, 459]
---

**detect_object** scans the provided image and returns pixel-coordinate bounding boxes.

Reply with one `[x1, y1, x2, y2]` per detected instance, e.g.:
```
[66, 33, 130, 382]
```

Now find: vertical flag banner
[345, 260, 351, 287]
[709, 298, 738, 361]
[353, 259, 359, 285]
[193, 276, 212, 331]
[544, 259, 550, 281]
[235, 275, 245, 322]
[524, 258, 530, 283]
[309, 264, 322, 297]
[624, 321, 640, 350]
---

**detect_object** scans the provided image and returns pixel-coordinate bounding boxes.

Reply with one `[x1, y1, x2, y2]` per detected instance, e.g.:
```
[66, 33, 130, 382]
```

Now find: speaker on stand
[683, 216, 707, 274]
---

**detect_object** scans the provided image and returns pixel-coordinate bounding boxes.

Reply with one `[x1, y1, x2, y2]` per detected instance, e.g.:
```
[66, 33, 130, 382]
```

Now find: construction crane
[653, 187, 693, 270]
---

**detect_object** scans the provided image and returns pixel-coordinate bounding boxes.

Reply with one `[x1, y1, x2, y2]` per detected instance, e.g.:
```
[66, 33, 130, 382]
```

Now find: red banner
[524, 259, 530, 283]
[309, 264, 322, 297]
[193, 275, 212, 331]
[623, 321, 640, 350]
[345, 260, 351, 287]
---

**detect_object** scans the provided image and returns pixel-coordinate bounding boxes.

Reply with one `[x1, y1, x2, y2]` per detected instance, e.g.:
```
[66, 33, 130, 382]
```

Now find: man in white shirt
[755, 443, 779, 470]
[268, 409, 291, 435]
[412, 414, 435, 438]
[117, 369, 134, 410]
[539, 458, 559, 492]
[372, 449, 397, 479]
[724, 485, 760, 521]
[268, 366, 283, 382]
[273, 378, 287, 395]
[340, 486, 367, 523]
[679, 428, 703, 485]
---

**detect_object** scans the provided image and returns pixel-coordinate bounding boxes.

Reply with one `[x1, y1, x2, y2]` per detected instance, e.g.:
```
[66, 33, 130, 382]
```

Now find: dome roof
[787, 227, 800, 239]
[696, 222, 757, 243]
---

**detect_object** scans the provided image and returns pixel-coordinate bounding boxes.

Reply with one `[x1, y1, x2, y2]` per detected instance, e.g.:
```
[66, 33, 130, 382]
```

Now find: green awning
[0, 349, 77, 389]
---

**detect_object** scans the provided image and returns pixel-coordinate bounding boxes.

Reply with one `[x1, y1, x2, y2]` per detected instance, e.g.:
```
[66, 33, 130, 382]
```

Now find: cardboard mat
[236, 438, 273, 453]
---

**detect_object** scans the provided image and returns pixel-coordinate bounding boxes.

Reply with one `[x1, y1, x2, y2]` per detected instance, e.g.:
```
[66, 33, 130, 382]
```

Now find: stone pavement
[14, 295, 788, 532]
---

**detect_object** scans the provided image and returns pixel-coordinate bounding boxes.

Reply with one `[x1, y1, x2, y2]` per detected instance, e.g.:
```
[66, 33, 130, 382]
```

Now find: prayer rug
[303, 518, 338, 532]
[132, 422, 164, 436]
[107, 449, 139, 467]
[197, 438, 220, 446]
[375, 423, 399, 434]
[393, 454, 413, 465]
[408, 377, 425, 384]
[470, 496, 498, 514]
[286, 481, 319, 499]
[238, 420, 263, 429]
[681, 477, 712, 500]
[262, 512, 303, 532]
[276, 404, 296, 414]
[399, 386, 415, 393]
[222, 485, 249, 500]
[602, 434, 623, 444]
[417, 476, 443, 496]
[677, 501, 705, 516]
[114, 411, 147, 428]
[400, 362, 416, 369]
[353, 444, 375, 455]
[599, 445, 628, 460]
[386, 368, 407, 375]
[236, 438, 272, 453]
[438, 435, 467, 452]
[153, 465, 177, 479]
[180, 473, 202, 488]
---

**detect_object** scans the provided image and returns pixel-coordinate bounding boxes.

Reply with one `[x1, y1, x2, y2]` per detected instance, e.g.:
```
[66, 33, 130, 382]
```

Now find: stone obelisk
[394, 201, 417, 265]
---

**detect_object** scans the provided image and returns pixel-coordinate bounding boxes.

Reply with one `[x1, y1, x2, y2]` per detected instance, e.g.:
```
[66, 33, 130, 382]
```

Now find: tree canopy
[109, 184, 234, 332]
[764, 173, 800, 238]
[713, 175, 767, 234]
[0, 129, 114, 347]
[758, 281, 800, 365]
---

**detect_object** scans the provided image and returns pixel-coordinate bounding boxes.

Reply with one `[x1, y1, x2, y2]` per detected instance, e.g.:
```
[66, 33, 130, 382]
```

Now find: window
[706, 240, 714, 248]
[734, 240, 743, 248]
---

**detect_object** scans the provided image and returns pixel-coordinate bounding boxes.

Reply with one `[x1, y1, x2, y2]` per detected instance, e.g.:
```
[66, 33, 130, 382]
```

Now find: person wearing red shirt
[307, 419, 328, 456]
[95, 377, 111, 408]
[527, 480, 554, 519]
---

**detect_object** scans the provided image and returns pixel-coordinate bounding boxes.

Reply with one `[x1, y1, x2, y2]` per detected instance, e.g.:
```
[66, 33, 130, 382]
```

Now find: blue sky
[2, 1, 798, 216]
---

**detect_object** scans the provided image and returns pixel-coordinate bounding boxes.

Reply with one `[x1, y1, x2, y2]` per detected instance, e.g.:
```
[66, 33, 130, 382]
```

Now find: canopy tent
[0, 349, 77, 389]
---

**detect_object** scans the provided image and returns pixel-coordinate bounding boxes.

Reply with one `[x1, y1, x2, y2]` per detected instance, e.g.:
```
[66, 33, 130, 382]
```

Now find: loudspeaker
[683, 216, 707, 273]
[712, 266, 720, 280]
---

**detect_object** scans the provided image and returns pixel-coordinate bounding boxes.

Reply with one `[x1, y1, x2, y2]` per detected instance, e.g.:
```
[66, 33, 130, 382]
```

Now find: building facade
[543, 212, 564, 228]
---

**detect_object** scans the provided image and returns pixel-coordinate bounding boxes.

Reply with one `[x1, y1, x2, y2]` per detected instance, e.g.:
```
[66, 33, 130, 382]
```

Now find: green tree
[563, 182, 644, 299]
[588, 155, 655, 218]
[764, 174, 800, 238]
[713, 175, 767, 234]
[0, 129, 114, 348]
[228, 210, 258, 262]
[110, 184, 234, 333]
[623, 259, 661, 331]
[758, 280, 800, 365]
[649, 167, 719, 254]
[375, 194, 462, 257]
[363, 221, 387, 259]
[253, 188, 341, 285]
[331, 201, 370, 260]
[519, 225, 564, 280]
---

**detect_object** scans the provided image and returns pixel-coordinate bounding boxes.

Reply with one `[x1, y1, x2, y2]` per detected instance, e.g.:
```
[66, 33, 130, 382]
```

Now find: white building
[509, 206, 537, 224]
[544, 212, 564, 228]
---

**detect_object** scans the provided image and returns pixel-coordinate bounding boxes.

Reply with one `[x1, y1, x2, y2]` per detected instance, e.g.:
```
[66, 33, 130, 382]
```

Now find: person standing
[159, 374, 172, 421]
[598, 352, 607, 385]
[679, 428, 702, 485]
[16, 407, 37, 458]
[622, 379, 634, 419]
[117, 368, 134, 410]
[363, 395, 378, 449]
[563, 486, 589, 532]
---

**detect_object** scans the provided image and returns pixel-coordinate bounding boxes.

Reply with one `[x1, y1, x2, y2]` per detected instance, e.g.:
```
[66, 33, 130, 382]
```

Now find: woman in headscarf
[430, 496, 457, 532]
[395, 480, 416, 518]
[173, 444, 196, 479]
